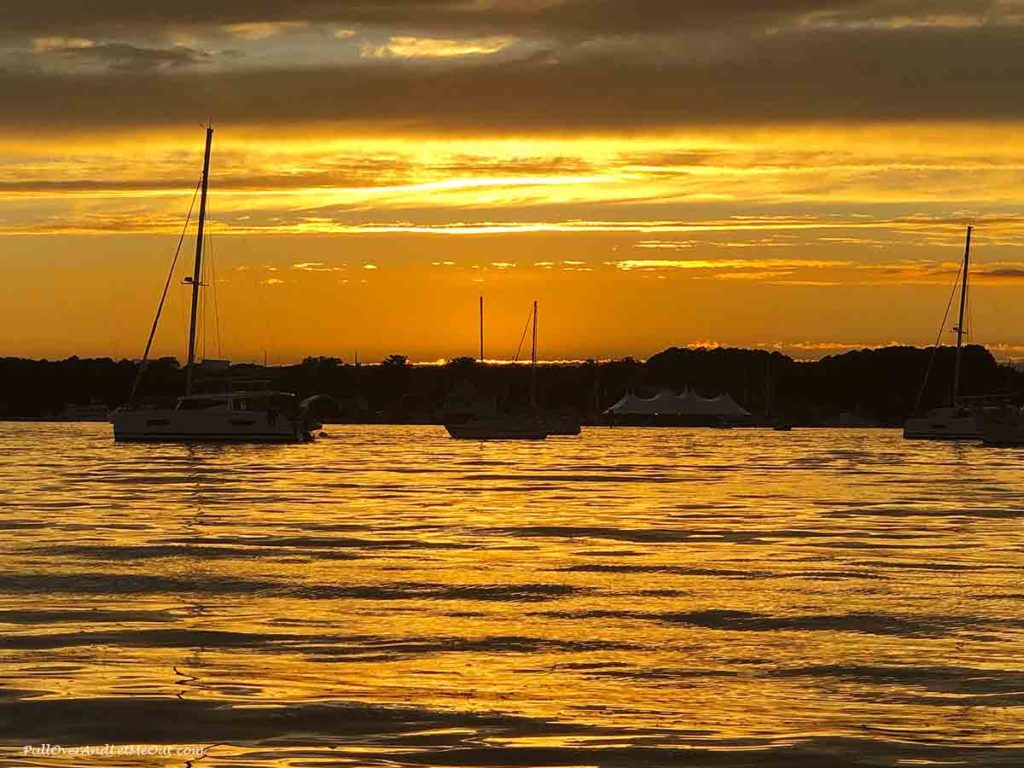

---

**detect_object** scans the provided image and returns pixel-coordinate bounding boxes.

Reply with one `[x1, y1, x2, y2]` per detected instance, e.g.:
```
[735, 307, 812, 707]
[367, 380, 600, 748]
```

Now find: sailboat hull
[980, 406, 1024, 446]
[545, 415, 582, 435]
[110, 408, 310, 443]
[445, 418, 548, 440]
[903, 408, 981, 441]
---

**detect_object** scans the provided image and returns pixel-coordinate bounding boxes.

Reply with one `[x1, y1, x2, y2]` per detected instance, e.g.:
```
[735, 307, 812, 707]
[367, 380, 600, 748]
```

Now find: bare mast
[529, 300, 538, 409]
[479, 296, 484, 362]
[185, 126, 214, 396]
[952, 225, 972, 406]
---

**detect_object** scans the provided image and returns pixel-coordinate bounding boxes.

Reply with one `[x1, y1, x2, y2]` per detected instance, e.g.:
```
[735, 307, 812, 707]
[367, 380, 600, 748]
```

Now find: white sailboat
[903, 226, 982, 441]
[110, 127, 318, 443]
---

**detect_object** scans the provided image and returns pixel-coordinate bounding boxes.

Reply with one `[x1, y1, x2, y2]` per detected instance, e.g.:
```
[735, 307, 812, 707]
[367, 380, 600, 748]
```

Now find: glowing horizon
[4, 4, 1024, 363]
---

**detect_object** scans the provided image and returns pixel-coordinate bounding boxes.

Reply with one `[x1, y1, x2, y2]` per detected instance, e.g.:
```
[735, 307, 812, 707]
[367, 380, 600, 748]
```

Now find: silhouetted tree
[2, 345, 1021, 424]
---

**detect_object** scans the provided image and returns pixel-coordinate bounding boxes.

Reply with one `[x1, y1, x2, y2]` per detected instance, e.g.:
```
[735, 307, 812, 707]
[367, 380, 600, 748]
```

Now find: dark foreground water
[1, 423, 1023, 767]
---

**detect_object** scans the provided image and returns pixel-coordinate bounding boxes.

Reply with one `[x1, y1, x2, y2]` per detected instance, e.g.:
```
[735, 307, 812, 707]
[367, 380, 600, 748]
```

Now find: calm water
[1, 423, 1023, 767]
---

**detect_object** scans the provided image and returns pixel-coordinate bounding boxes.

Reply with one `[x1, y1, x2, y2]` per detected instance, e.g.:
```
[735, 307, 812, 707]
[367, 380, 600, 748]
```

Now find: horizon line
[7, 341, 1019, 368]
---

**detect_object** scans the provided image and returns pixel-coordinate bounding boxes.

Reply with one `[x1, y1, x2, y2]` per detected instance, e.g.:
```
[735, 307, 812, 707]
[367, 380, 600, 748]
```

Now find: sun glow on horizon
[3, 122, 1024, 361]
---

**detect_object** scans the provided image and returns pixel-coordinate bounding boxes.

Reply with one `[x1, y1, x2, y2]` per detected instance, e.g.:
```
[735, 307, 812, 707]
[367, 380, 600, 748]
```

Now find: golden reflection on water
[1, 424, 1024, 766]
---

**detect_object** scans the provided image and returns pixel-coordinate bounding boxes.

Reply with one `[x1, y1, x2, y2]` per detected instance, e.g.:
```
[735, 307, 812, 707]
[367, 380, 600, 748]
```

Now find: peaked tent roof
[605, 388, 750, 417]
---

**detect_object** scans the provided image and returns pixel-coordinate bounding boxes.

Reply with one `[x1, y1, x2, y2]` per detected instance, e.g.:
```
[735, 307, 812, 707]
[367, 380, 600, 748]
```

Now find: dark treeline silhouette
[1, 345, 1021, 426]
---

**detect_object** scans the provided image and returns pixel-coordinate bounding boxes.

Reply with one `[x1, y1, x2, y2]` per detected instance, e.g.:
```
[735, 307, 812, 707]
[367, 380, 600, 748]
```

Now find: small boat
[110, 127, 318, 444]
[980, 403, 1024, 447]
[446, 415, 548, 441]
[56, 402, 110, 422]
[545, 415, 582, 436]
[903, 226, 982, 441]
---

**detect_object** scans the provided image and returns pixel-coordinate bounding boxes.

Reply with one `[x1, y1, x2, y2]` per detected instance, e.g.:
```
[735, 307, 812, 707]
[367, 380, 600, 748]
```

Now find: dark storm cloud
[979, 267, 1024, 279]
[0, 1, 1021, 132]
[0, 0, 1000, 39]
[36, 42, 211, 72]
[0, 0, 797, 37]
[3, 21, 1024, 132]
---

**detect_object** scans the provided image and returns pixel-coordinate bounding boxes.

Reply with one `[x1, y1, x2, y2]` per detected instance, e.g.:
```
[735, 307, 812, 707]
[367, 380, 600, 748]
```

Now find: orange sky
[4, 4, 1024, 362]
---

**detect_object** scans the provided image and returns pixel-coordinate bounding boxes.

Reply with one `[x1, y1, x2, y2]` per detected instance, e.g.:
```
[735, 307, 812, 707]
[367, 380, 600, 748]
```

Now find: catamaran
[903, 226, 982, 441]
[110, 127, 319, 443]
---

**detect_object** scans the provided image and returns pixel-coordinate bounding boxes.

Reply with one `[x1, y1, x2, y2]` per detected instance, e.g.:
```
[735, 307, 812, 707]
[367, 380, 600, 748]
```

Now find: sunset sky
[5, 1, 1024, 363]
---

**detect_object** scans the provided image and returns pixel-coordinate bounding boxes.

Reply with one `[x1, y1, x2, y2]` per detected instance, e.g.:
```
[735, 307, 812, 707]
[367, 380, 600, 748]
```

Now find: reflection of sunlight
[5, 424, 1024, 759]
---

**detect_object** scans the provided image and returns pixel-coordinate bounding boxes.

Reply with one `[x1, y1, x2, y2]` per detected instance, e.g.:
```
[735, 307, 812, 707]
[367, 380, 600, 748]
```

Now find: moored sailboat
[445, 414, 549, 440]
[903, 226, 982, 441]
[110, 127, 318, 443]
[979, 403, 1024, 447]
[446, 300, 550, 440]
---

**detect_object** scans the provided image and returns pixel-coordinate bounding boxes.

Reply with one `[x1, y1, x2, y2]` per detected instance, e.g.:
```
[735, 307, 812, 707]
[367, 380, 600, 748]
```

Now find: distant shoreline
[0, 416, 892, 429]
[1, 344, 1019, 427]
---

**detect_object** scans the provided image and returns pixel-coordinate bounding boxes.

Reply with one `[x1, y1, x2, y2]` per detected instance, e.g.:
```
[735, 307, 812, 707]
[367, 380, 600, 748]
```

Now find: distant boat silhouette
[544, 411, 582, 436]
[446, 300, 550, 440]
[903, 226, 982, 441]
[57, 402, 110, 422]
[446, 415, 549, 440]
[978, 402, 1024, 446]
[110, 127, 319, 443]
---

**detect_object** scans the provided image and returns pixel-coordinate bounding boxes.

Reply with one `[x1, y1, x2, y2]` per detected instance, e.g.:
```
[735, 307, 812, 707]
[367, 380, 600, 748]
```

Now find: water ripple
[2, 423, 1024, 766]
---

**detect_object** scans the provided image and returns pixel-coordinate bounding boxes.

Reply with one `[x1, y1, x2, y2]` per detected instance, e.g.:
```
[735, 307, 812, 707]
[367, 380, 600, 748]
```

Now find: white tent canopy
[605, 388, 750, 417]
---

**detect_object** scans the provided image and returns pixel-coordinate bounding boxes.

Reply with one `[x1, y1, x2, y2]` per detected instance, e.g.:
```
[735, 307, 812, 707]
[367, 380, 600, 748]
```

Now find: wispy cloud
[32, 36, 93, 53]
[222, 21, 308, 40]
[32, 40, 211, 71]
[360, 35, 515, 59]
[292, 261, 345, 272]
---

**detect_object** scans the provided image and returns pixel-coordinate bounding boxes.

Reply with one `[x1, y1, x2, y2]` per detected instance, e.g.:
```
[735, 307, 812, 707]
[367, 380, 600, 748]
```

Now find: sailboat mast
[479, 296, 484, 362]
[185, 126, 214, 396]
[529, 300, 538, 408]
[952, 225, 972, 405]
